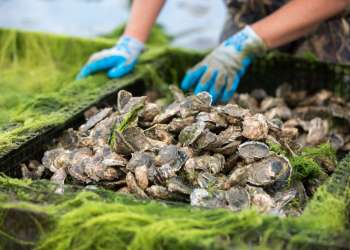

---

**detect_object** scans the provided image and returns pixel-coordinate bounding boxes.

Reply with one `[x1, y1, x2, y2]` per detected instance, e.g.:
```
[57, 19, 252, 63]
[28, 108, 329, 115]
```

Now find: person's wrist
[116, 35, 145, 57]
[224, 26, 267, 57]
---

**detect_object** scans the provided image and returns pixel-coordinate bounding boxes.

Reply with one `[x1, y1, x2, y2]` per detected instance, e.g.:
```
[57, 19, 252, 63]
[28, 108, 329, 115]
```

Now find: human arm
[181, 0, 350, 103]
[123, 0, 166, 43]
[252, 0, 350, 49]
[77, 0, 165, 79]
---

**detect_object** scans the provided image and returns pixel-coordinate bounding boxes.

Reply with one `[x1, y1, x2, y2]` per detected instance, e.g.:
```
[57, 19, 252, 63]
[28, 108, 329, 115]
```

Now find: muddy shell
[246, 155, 292, 187]
[242, 114, 269, 140]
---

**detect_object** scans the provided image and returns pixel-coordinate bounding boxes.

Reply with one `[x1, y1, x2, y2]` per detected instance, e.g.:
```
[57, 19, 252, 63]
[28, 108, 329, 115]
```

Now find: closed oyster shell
[247, 155, 292, 187]
[225, 186, 250, 212]
[242, 114, 269, 140]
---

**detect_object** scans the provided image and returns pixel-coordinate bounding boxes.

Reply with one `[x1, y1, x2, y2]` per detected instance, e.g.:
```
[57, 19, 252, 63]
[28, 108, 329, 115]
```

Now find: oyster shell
[20, 160, 45, 180]
[126, 172, 148, 199]
[246, 155, 292, 187]
[127, 152, 155, 172]
[167, 177, 192, 195]
[190, 188, 227, 209]
[196, 111, 227, 130]
[242, 114, 269, 140]
[168, 116, 195, 133]
[79, 108, 112, 132]
[146, 185, 170, 199]
[178, 122, 206, 146]
[246, 185, 275, 213]
[238, 141, 270, 162]
[184, 154, 225, 175]
[225, 186, 250, 212]
[135, 165, 149, 190]
[306, 117, 328, 145]
[179, 94, 211, 118]
[144, 124, 173, 144]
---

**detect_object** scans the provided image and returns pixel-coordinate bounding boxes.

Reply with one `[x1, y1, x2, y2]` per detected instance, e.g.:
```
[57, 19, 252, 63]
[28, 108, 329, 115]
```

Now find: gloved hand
[77, 35, 144, 80]
[180, 26, 266, 103]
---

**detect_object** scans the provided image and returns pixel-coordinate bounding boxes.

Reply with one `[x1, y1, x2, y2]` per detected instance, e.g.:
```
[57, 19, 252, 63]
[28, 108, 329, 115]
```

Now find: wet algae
[0, 153, 349, 250]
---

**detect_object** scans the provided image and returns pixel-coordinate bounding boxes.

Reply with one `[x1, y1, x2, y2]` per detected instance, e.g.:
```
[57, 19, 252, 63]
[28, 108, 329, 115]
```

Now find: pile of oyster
[21, 85, 350, 216]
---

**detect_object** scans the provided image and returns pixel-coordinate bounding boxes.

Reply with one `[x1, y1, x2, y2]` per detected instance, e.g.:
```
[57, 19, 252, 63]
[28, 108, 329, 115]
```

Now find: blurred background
[0, 0, 227, 50]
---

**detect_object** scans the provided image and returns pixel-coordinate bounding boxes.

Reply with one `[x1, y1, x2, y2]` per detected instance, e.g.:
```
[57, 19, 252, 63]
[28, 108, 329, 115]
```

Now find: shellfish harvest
[21, 84, 348, 216]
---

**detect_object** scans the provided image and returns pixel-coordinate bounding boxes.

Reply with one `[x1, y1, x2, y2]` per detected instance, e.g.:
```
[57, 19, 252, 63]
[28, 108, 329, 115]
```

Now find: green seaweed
[0, 154, 349, 250]
[108, 103, 145, 149]
[267, 142, 335, 182]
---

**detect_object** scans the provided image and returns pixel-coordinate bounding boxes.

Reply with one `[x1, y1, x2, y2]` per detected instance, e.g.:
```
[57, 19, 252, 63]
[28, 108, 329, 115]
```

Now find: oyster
[225, 186, 250, 212]
[20, 160, 45, 180]
[246, 155, 292, 188]
[144, 124, 173, 144]
[117, 90, 146, 114]
[168, 116, 195, 133]
[306, 117, 328, 145]
[178, 122, 206, 146]
[50, 167, 67, 194]
[139, 102, 161, 123]
[153, 102, 180, 124]
[79, 108, 112, 132]
[135, 165, 149, 190]
[242, 114, 269, 140]
[179, 94, 211, 118]
[246, 185, 275, 213]
[127, 152, 155, 172]
[146, 185, 170, 199]
[238, 141, 270, 162]
[155, 145, 188, 181]
[185, 154, 225, 175]
[190, 188, 227, 209]
[126, 172, 148, 199]
[42, 148, 72, 172]
[196, 111, 227, 130]
[167, 177, 192, 195]
[193, 129, 217, 150]
[216, 104, 250, 123]
[225, 167, 247, 187]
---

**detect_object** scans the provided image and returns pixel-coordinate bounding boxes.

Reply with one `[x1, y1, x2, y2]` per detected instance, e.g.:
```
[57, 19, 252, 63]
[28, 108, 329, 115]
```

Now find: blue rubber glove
[180, 26, 266, 103]
[77, 35, 144, 80]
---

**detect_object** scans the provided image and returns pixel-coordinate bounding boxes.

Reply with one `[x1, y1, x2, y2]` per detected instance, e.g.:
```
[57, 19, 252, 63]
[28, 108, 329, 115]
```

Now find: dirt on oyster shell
[22, 84, 349, 217]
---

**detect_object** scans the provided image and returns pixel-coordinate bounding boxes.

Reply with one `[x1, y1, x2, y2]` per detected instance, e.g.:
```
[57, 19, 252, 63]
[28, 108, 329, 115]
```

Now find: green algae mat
[1, 29, 350, 249]
[0, 155, 349, 250]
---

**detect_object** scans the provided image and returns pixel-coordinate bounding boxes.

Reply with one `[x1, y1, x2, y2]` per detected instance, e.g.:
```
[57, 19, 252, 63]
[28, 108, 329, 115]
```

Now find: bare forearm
[124, 0, 165, 43]
[251, 0, 350, 49]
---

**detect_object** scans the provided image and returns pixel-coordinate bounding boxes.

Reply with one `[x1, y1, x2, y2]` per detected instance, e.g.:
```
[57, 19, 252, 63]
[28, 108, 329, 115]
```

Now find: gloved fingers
[194, 69, 218, 95]
[220, 57, 252, 103]
[208, 74, 227, 104]
[221, 74, 239, 103]
[87, 49, 116, 64]
[107, 60, 137, 79]
[180, 65, 207, 91]
[76, 56, 124, 80]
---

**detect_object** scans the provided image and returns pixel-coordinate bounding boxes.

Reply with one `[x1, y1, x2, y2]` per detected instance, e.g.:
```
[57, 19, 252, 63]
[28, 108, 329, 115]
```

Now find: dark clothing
[221, 0, 350, 65]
